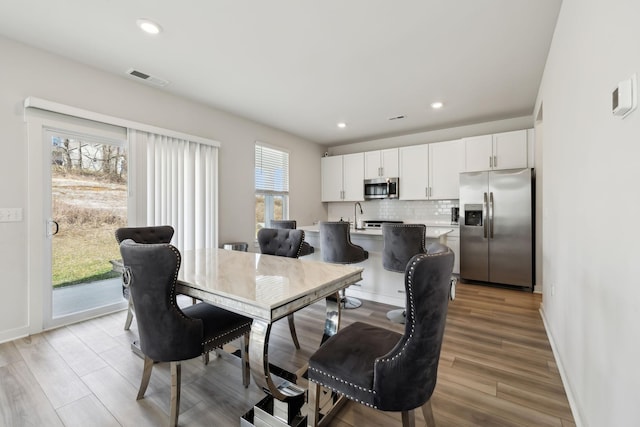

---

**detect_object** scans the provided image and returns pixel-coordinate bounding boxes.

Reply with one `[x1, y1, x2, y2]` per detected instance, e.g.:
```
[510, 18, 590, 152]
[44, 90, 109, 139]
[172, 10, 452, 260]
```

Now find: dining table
[175, 247, 364, 426]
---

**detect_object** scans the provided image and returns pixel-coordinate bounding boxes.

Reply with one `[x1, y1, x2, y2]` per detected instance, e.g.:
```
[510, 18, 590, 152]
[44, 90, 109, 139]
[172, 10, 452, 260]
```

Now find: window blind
[255, 143, 289, 194]
[130, 130, 218, 251]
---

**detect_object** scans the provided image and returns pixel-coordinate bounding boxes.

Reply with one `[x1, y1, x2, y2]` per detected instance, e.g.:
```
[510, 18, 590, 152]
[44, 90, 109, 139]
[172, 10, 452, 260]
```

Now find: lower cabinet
[447, 235, 460, 275]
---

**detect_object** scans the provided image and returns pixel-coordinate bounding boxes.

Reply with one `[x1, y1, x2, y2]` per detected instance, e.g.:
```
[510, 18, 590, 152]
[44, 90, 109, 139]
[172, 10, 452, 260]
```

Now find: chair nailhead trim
[203, 323, 251, 346]
[376, 252, 443, 365]
[308, 367, 378, 409]
[167, 245, 192, 321]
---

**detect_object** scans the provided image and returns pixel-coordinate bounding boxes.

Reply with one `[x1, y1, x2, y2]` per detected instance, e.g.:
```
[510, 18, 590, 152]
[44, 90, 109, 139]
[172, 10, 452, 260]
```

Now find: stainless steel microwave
[364, 177, 399, 200]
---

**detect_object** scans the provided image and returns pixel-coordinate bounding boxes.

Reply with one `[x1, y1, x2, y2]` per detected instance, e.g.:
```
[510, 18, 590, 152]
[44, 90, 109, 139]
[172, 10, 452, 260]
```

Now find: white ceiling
[0, 0, 561, 146]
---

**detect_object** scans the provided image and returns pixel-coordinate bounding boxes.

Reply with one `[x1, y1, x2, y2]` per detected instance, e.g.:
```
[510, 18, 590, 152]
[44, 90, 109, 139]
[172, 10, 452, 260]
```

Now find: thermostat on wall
[612, 73, 637, 118]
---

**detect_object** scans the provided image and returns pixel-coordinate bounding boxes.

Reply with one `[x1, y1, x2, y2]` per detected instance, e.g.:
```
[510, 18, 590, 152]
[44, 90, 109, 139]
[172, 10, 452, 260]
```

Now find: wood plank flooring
[0, 284, 575, 426]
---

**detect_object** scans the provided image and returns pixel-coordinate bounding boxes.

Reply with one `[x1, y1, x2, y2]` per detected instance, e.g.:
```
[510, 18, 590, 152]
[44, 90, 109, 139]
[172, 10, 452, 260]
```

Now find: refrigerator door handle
[483, 192, 488, 238]
[489, 191, 495, 238]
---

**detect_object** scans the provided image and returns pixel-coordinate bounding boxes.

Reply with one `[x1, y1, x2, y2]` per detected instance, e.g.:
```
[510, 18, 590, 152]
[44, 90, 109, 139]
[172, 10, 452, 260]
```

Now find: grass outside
[52, 224, 123, 287]
[52, 169, 126, 288]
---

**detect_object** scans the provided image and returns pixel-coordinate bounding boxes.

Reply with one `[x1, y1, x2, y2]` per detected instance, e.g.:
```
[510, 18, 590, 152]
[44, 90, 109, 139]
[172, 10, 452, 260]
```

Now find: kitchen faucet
[354, 202, 364, 229]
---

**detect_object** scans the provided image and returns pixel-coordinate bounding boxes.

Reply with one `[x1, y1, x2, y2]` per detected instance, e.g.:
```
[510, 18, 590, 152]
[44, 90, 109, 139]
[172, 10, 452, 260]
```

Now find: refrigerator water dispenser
[464, 204, 483, 226]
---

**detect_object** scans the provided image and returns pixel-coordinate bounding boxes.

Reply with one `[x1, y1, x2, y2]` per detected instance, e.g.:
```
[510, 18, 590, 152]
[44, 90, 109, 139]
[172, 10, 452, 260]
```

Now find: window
[255, 143, 289, 236]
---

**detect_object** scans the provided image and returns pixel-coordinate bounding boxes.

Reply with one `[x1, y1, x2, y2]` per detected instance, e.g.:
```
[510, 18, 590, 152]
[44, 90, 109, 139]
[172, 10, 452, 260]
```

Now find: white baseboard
[539, 305, 584, 427]
[0, 325, 30, 345]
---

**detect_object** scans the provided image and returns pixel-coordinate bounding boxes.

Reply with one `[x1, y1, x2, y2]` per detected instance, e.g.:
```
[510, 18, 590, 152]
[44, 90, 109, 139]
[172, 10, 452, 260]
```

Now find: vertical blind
[255, 143, 289, 194]
[131, 130, 218, 251]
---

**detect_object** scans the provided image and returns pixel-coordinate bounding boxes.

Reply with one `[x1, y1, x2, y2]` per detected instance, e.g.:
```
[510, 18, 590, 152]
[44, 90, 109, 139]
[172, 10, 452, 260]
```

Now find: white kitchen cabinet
[464, 129, 528, 172]
[446, 233, 460, 274]
[399, 140, 461, 200]
[399, 144, 429, 200]
[364, 148, 399, 179]
[321, 153, 364, 202]
[429, 140, 462, 199]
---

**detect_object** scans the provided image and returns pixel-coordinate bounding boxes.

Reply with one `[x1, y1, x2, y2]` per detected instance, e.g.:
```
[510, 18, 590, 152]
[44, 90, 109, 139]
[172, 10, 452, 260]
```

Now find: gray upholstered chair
[319, 221, 368, 309]
[270, 219, 315, 256]
[115, 225, 175, 330]
[257, 227, 305, 349]
[382, 223, 427, 324]
[307, 244, 454, 427]
[119, 240, 252, 427]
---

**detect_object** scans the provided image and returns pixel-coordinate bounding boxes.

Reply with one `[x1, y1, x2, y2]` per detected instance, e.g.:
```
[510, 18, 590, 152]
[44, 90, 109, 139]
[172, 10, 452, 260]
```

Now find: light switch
[0, 208, 23, 222]
[612, 73, 637, 118]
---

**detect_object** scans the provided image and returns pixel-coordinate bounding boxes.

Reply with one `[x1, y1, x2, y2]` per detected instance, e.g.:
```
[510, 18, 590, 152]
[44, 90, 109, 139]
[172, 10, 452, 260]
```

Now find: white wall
[536, 0, 640, 425]
[0, 35, 326, 342]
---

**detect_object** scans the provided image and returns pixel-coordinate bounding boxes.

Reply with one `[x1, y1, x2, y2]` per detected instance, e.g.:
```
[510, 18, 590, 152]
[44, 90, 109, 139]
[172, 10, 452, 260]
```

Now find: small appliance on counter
[362, 220, 403, 228]
[451, 207, 459, 225]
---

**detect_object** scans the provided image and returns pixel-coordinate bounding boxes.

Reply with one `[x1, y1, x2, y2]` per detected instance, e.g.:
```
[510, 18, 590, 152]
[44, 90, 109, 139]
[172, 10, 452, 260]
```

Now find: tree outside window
[255, 143, 289, 237]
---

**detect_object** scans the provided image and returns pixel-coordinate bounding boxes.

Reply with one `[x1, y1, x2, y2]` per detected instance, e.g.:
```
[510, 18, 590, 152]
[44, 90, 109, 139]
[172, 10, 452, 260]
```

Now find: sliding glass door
[45, 129, 128, 327]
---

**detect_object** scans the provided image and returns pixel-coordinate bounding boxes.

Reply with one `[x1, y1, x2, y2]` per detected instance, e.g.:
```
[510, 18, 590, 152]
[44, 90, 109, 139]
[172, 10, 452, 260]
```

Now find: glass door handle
[47, 220, 59, 237]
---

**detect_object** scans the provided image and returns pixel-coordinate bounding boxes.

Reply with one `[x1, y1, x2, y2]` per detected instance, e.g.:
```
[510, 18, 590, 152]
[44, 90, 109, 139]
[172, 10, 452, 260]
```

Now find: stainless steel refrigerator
[459, 168, 533, 289]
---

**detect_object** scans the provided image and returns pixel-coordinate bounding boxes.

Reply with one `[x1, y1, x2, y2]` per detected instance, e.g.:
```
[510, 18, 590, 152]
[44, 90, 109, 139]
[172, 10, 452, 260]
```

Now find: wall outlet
[551, 284, 556, 296]
[0, 208, 24, 222]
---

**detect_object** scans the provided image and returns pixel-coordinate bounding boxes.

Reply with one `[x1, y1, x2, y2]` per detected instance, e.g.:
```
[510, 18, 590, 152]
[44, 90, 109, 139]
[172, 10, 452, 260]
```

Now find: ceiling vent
[126, 68, 169, 87]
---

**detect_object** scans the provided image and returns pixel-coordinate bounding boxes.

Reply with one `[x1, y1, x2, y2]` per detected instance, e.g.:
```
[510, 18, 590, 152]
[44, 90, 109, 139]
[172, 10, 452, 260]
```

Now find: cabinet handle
[489, 156, 493, 168]
[425, 187, 429, 197]
[397, 290, 406, 294]
[494, 155, 497, 168]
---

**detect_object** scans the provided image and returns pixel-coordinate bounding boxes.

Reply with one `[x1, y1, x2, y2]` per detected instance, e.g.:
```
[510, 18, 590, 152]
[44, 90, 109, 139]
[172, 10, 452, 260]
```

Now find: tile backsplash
[326, 199, 459, 225]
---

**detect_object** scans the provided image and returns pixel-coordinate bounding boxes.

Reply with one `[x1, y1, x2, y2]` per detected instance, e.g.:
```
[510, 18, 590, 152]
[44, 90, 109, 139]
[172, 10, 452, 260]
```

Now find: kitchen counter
[299, 223, 455, 239]
[298, 222, 455, 307]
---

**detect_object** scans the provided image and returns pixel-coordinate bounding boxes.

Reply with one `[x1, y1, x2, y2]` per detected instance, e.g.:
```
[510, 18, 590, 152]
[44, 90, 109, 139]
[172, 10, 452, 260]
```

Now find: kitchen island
[298, 223, 455, 307]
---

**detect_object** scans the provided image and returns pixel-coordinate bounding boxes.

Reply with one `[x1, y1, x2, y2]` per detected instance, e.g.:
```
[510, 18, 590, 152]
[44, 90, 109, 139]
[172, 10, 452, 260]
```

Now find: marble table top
[176, 248, 363, 323]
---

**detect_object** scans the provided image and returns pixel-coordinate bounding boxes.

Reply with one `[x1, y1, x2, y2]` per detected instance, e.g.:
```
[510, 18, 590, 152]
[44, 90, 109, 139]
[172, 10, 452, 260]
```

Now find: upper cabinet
[400, 139, 462, 200]
[321, 153, 364, 202]
[463, 129, 528, 172]
[364, 148, 399, 179]
[429, 140, 464, 199]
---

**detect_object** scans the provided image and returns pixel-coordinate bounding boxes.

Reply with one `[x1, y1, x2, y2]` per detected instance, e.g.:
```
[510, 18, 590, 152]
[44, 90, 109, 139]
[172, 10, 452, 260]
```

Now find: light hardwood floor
[0, 283, 575, 426]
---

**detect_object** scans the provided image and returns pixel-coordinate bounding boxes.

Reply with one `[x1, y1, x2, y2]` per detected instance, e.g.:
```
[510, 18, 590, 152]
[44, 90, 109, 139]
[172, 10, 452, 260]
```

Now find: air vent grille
[126, 68, 169, 87]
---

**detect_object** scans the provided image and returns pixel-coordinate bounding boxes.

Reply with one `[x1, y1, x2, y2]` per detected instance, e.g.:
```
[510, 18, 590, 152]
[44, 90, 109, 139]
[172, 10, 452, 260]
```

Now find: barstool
[319, 221, 368, 309]
[382, 223, 427, 324]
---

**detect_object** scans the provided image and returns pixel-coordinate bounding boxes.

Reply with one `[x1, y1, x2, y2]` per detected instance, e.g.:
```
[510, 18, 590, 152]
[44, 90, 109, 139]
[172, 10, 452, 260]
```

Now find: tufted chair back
[381, 223, 427, 272]
[115, 225, 174, 245]
[307, 243, 454, 426]
[270, 219, 315, 256]
[319, 221, 368, 264]
[257, 228, 304, 258]
[119, 240, 202, 362]
[375, 243, 453, 410]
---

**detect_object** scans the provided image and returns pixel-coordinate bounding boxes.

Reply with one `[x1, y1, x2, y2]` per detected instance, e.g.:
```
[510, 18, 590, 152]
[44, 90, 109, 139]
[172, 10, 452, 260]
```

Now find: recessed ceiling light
[137, 19, 162, 35]
[431, 102, 444, 109]
[337, 122, 347, 129]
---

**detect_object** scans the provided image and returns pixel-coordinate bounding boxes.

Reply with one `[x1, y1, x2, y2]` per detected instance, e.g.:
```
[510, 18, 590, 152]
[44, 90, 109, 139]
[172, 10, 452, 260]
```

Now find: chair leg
[170, 361, 181, 427]
[287, 314, 301, 350]
[124, 295, 134, 330]
[421, 398, 435, 427]
[401, 410, 416, 427]
[241, 332, 250, 388]
[307, 381, 320, 427]
[137, 356, 154, 400]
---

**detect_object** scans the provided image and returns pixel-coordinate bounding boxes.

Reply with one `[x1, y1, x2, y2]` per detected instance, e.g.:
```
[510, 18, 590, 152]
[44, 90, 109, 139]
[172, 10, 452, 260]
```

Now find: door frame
[26, 109, 129, 332]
